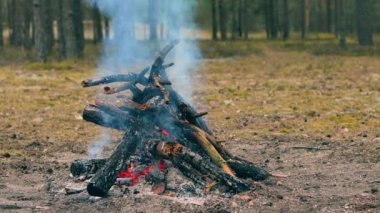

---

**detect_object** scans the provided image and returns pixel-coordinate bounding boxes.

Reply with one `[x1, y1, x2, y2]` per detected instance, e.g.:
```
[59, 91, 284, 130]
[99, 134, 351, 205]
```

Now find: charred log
[87, 130, 139, 197]
[82, 105, 131, 131]
[70, 159, 107, 177]
[156, 141, 251, 193]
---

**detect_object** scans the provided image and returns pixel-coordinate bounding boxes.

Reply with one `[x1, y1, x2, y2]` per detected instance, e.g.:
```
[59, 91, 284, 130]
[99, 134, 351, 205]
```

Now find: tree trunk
[237, 0, 243, 38]
[334, 0, 338, 37]
[22, 0, 33, 49]
[62, 0, 77, 58]
[282, 0, 289, 40]
[300, 0, 310, 39]
[148, 0, 158, 41]
[265, 0, 278, 40]
[92, 3, 103, 44]
[230, 0, 237, 40]
[356, 0, 374, 46]
[300, 0, 305, 39]
[243, 0, 250, 40]
[45, 0, 54, 52]
[104, 17, 110, 39]
[337, 0, 346, 48]
[72, 0, 84, 57]
[327, 0, 333, 33]
[318, 0, 326, 32]
[57, 0, 66, 59]
[218, 0, 227, 40]
[61, 0, 83, 59]
[305, 0, 310, 37]
[33, 0, 48, 62]
[9, 0, 23, 47]
[211, 0, 218, 40]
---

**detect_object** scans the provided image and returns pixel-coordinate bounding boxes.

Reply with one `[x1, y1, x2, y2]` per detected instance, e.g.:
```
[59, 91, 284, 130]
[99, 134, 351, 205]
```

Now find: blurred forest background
[0, 0, 379, 62]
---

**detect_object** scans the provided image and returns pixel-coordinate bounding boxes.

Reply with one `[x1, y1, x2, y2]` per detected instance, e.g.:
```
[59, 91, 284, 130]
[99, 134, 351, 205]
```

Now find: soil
[0, 49, 379, 212]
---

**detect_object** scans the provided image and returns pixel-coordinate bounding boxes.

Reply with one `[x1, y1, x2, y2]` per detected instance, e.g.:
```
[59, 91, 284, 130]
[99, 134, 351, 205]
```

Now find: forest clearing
[1, 40, 379, 212]
[1, 0, 380, 212]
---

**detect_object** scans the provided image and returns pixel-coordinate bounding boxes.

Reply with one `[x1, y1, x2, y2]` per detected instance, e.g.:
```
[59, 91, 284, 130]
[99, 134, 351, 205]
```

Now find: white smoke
[88, 130, 111, 159]
[86, 0, 200, 157]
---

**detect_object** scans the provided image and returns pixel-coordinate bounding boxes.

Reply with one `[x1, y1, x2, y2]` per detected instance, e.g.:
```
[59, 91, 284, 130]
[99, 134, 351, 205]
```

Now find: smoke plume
[86, 0, 200, 157]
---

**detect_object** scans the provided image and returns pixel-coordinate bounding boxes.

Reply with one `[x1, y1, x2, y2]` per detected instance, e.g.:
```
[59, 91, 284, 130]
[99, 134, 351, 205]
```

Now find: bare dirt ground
[0, 47, 379, 212]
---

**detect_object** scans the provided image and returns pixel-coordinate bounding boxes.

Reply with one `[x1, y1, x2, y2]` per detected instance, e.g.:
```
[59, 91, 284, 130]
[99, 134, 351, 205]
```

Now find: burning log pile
[71, 40, 270, 197]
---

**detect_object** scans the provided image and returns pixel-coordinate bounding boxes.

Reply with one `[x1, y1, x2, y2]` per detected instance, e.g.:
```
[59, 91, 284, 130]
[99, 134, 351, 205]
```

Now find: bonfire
[70, 40, 270, 197]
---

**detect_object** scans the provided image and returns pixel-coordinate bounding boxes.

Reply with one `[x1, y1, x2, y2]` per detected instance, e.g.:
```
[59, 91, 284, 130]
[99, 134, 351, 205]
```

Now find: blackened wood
[157, 66, 213, 134]
[82, 67, 149, 88]
[178, 102, 211, 134]
[87, 131, 139, 197]
[82, 105, 132, 131]
[208, 137, 270, 181]
[150, 41, 212, 134]
[227, 158, 270, 181]
[82, 73, 138, 87]
[157, 142, 251, 193]
[179, 148, 250, 193]
[172, 160, 207, 187]
[70, 159, 106, 177]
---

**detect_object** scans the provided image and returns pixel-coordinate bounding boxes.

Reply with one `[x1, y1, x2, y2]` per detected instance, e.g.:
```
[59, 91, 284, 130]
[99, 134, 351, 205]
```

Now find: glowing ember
[161, 129, 170, 137]
[117, 161, 167, 185]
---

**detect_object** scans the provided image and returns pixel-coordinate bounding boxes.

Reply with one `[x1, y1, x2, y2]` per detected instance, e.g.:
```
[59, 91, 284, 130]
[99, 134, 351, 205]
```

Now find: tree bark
[72, 0, 84, 57]
[33, 0, 48, 62]
[218, 0, 227, 40]
[356, 0, 374, 46]
[265, 0, 278, 40]
[230, 0, 237, 40]
[104, 17, 110, 39]
[282, 0, 289, 40]
[9, 0, 23, 47]
[57, 0, 66, 59]
[300, 0, 310, 39]
[92, 3, 103, 44]
[318, 0, 326, 32]
[45, 0, 54, 52]
[211, 0, 218, 40]
[61, 0, 83, 59]
[22, 0, 32, 49]
[237, 0, 243, 38]
[337, 0, 346, 48]
[243, 0, 250, 40]
[327, 0, 333, 33]
[334, 0, 339, 37]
